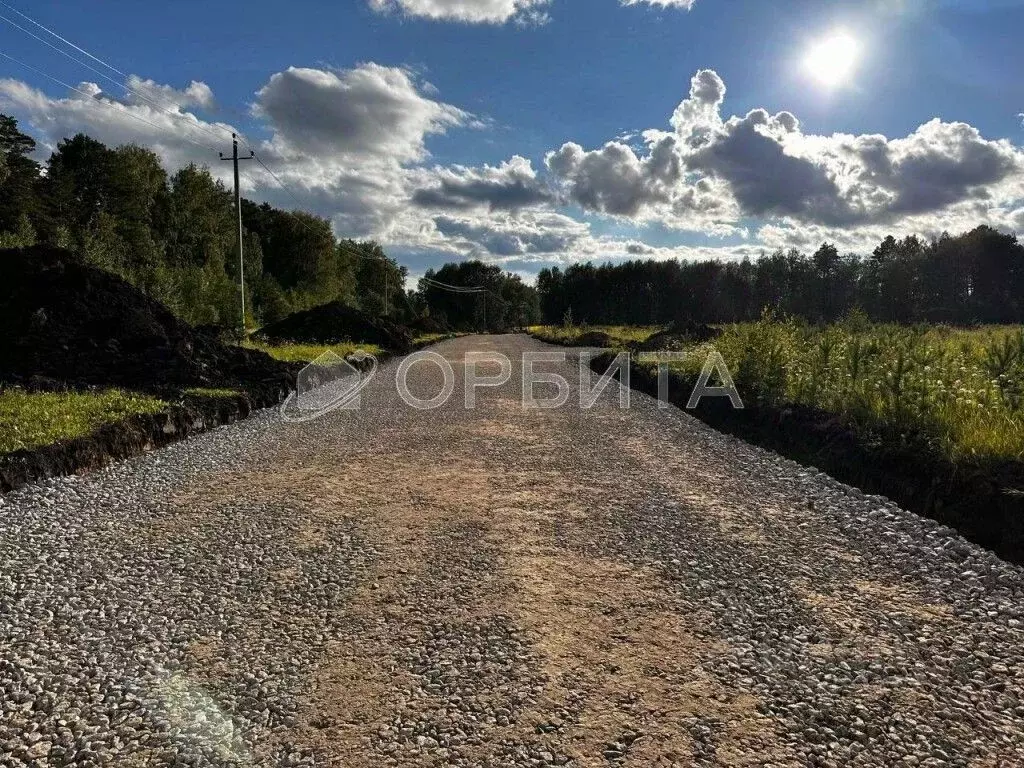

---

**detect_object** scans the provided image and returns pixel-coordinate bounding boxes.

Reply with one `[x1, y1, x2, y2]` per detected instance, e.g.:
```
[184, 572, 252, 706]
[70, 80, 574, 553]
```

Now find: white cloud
[545, 68, 1024, 238]
[369, 0, 697, 24]
[409, 155, 553, 211]
[125, 76, 215, 111]
[620, 0, 698, 9]
[545, 136, 681, 216]
[429, 210, 587, 258]
[0, 77, 237, 175]
[368, 0, 550, 24]
[254, 64, 473, 165]
[670, 68, 725, 140]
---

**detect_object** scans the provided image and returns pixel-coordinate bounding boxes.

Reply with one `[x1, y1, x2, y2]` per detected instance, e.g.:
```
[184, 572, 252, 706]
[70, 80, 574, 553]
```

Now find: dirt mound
[408, 315, 451, 335]
[256, 301, 414, 353]
[0, 246, 294, 399]
[636, 320, 722, 351]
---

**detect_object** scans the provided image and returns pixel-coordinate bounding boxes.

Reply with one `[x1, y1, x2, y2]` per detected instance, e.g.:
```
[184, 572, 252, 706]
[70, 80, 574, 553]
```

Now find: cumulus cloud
[687, 108, 849, 224]
[0, 77, 237, 174]
[368, 0, 550, 24]
[432, 211, 586, 257]
[670, 68, 725, 142]
[254, 64, 472, 164]
[626, 241, 656, 254]
[839, 120, 1022, 216]
[410, 155, 553, 211]
[543, 70, 744, 234]
[545, 134, 682, 217]
[125, 76, 215, 110]
[368, 0, 698, 24]
[545, 68, 1024, 234]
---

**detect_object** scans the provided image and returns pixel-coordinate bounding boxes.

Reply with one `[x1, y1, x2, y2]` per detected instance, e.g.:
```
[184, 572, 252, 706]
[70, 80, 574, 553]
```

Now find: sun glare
[803, 31, 861, 88]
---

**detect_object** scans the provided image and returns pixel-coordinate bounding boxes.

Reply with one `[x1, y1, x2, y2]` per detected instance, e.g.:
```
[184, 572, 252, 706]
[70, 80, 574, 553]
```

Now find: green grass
[660, 316, 1024, 461]
[414, 333, 448, 345]
[0, 389, 168, 454]
[242, 340, 383, 364]
[183, 387, 242, 399]
[528, 325, 663, 347]
[414, 332, 466, 346]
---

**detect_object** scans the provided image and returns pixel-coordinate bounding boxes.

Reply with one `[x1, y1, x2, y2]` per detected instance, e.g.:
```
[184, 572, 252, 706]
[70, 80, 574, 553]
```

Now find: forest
[0, 114, 545, 333]
[0, 114, 413, 328]
[537, 228, 1024, 328]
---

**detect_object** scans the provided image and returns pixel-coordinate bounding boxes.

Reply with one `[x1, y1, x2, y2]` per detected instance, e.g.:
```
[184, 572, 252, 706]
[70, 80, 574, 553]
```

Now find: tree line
[537, 228, 1024, 327]
[417, 261, 541, 332]
[0, 114, 545, 333]
[0, 114, 408, 328]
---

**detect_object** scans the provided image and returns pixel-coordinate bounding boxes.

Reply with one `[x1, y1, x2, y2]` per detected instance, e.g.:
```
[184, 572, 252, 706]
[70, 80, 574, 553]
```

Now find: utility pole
[220, 133, 255, 334]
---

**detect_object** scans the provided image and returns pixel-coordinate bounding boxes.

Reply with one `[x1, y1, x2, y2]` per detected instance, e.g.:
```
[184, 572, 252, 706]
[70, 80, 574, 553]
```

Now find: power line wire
[252, 153, 305, 210]
[0, 6, 240, 149]
[421, 277, 503, 304]
[0, 5, 419, 282]
[0, 12, 120, 86]
[0, 1, 412, 277]
[421, 275, 492, 294]
[422, 278, 486, 294]
[0, 50, 220, 154]
[1, 1, 124, 75]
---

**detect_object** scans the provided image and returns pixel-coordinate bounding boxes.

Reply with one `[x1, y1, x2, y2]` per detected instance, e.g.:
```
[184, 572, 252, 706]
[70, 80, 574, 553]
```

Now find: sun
[803, 31, 861, 88]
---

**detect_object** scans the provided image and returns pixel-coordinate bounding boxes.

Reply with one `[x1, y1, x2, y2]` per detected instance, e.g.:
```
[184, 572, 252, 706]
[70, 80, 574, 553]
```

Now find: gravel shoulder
[3, 334, 1024, 767]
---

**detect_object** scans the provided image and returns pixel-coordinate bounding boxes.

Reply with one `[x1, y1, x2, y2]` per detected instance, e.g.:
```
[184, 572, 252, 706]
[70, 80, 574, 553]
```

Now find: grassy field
[0, 389, 168, 454]
[658, 317, 1024, 461]
[528, 325, 662, 347]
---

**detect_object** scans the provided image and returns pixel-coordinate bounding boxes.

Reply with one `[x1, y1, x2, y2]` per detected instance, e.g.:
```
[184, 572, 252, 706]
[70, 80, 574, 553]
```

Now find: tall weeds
[678, 317, 1024, 461]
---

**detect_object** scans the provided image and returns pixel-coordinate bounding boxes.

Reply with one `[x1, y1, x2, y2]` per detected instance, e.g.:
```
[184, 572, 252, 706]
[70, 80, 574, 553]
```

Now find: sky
[1, 0, 1023, 284]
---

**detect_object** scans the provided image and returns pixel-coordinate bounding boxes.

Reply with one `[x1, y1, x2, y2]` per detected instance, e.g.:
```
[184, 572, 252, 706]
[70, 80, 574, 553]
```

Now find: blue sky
[2, 0, 1023, 281]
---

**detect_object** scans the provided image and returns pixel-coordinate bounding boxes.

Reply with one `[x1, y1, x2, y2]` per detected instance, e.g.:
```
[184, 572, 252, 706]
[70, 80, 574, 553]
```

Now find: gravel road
[3, 334, 1024, 767]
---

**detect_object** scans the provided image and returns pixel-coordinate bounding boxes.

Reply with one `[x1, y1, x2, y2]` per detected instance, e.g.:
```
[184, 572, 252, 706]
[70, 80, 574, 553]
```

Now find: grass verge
[528, 325, 663, 347]
[0, 388, 168, 454]
[242, 340, 383, 364]
[661, 317, 1024, 462]
[413, 333, 459, 346]
[183, 387, 243, 400]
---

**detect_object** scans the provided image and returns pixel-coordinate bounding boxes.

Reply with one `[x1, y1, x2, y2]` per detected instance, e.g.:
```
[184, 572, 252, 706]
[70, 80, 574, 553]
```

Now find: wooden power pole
[220, 133, 255, 334]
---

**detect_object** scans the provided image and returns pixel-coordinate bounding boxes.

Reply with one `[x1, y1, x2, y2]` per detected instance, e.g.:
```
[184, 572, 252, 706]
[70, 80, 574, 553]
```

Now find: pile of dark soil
[0, 246, 294, 401]
[635, 320, 722, 351]
[256, 301, 414, 353]
[408, 315, 451, 335]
